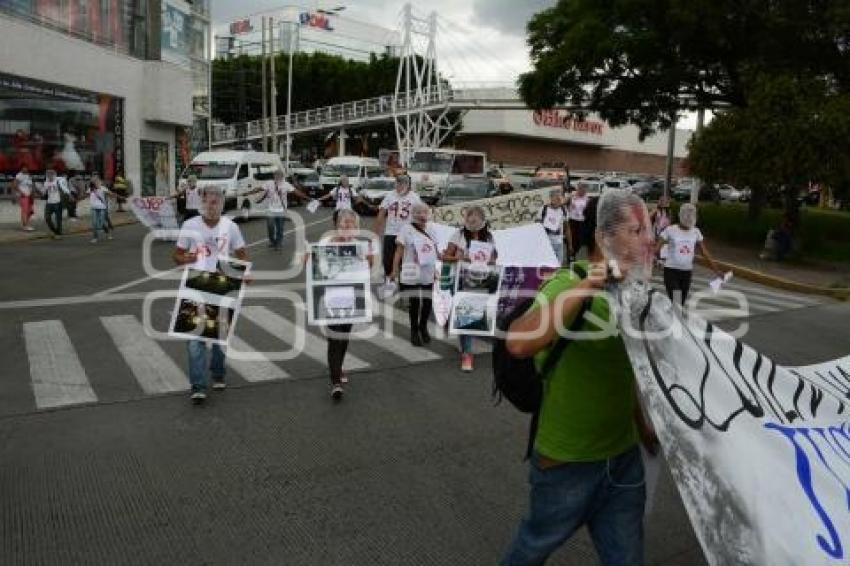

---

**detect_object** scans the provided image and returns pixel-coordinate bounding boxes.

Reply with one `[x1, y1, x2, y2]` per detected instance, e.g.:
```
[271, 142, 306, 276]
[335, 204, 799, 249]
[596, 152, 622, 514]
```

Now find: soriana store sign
[533, 110, 604, 135]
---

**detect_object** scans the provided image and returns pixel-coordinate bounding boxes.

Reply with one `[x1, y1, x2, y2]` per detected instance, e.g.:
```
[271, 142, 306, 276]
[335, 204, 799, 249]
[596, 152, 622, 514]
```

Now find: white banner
[428, 222, 559, 269]
[432, 187, 553, 229]
[129, 196, 179, 230]
[617, 282, 850, 565]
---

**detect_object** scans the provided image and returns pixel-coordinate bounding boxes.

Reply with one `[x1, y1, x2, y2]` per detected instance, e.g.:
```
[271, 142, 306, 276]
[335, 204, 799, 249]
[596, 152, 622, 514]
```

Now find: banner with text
[432, 187, 552, 229]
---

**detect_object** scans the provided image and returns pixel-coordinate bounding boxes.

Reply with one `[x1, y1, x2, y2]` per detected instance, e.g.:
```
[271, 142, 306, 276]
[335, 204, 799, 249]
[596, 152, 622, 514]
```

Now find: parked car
[356, 176, 396, 215]
[574, 179, 605, 196]
[486, 167, 514, 194]
[739, 187, 752, 202]
[631, 179, 664, 202]
[602, 177, 634, 192]
[439, 176, 499, 205]
[717, 184, 743, 202]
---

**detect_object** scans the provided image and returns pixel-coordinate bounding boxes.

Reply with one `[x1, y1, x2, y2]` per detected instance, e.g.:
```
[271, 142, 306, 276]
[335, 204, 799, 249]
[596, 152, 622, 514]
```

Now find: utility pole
[261, 17, 268, 152]
[269, 17, 278, 156]
[664, 115, 676, 200]
[691, 108, 706, 204]
[285, 21, 296, 174]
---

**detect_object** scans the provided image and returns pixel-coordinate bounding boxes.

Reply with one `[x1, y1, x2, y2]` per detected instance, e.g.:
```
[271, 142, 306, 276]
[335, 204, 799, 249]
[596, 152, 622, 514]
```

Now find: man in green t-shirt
[502, 190, 658, 566]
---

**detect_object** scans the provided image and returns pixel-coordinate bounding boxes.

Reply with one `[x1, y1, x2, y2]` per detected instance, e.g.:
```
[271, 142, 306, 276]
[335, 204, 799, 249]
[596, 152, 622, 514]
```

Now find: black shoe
[212, 376, 226, 391]
[411, 331, 423, 347]
[419, 326, 431, 344]
[331, 384, 344, 401]
[190, 387, 207, 404]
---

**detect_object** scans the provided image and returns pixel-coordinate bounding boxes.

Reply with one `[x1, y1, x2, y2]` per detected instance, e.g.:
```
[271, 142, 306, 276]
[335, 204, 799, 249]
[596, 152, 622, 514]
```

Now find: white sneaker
[90, 238, 98, 244]
[24, 226, 35, 232]
[107, 234, 114, 240]
[191, 390, 207, 404]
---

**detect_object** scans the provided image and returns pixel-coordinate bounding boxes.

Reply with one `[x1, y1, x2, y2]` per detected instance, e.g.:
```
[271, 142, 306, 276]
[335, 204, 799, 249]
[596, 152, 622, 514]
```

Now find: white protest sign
[617, 282, 850, 565]
[306, 242, 373, 325]
[307, 199, 320, 214]
[129, 196, 179, 230]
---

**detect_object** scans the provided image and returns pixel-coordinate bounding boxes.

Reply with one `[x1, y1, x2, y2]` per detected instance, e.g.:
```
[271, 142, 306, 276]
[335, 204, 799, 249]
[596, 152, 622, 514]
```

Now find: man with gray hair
[173, 184, 250, 404]
[502, 189, 657, 566]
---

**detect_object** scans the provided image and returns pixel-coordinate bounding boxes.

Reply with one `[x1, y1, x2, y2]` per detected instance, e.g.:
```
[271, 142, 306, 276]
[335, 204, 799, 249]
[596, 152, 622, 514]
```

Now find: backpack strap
[525, 263, 592, 460]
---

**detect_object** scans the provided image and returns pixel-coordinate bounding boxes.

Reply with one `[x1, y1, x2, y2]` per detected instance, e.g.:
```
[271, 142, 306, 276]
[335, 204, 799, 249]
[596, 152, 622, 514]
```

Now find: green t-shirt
[532, 263, 638, 462]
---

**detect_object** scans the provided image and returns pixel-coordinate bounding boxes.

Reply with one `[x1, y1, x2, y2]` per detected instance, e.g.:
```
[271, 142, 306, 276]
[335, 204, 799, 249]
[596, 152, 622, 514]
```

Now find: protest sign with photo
[129, 196, 179, 230]
[448, 263, 503, 336]
[168, 258, 251, 346]
[307, 242, 372, 325]
[432, 187, 552, 229]
[617, 282, 850, 565]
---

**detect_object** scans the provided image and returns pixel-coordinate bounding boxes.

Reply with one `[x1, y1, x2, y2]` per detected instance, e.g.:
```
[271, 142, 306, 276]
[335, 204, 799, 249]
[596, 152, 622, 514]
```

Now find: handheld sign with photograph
[168, 258, 251, 346]
[448, 262, 503, 337]
[307, 242, 372, 325]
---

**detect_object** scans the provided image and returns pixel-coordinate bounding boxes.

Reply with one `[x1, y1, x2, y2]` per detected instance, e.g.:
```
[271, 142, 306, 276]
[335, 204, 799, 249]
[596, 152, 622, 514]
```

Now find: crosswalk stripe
[293, 303, 443, 363]
[651, 275, 820, 306]
[24, 320, 97, 409]
[100, 315, 189, 394]
[649, 278, 817, 309]
[241, 306, 370, 371]
[226, 336, 290, 382]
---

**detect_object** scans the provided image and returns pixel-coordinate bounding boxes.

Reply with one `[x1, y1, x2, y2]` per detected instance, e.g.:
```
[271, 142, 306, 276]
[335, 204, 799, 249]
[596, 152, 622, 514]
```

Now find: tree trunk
[748, 187, 765, 220]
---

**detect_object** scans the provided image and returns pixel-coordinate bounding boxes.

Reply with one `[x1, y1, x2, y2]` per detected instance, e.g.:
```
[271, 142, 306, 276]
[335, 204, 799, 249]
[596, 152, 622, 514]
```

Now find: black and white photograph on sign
[181, 258, 250, 301]
[169, 299, 236, 344]
[311, 243, 370, 283]
[309, 283, 371, 325]
[455, 262, 502, 294]
[449, 292, 498, 336]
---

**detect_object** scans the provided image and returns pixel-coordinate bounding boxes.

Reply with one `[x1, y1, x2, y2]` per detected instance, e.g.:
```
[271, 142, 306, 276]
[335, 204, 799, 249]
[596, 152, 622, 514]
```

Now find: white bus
[407, 148, 487, 204]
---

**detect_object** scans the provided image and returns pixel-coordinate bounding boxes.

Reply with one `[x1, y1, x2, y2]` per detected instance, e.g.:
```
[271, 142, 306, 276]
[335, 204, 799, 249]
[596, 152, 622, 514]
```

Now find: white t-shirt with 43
[176, 215, 246, 272]
[379, 190, 422, 236]
[331, 185, 358, 210]
[661, 225, 704, 271]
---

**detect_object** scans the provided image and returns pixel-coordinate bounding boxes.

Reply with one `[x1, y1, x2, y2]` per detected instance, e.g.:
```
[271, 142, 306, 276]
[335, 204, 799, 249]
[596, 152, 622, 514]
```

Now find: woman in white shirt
[657, 203, 722, 305]
[88, 178, 114, 243]
[390, 202, 440, 346]
[442, 206, 498, 372]
[566, 183, 590, 260]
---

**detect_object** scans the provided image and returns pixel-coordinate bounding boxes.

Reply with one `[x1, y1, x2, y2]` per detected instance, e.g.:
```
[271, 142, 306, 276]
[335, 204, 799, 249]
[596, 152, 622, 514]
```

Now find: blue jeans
[91, 208, 106, 239]
[549, 237, 564, 266]
[187, 340, 225, 391]
[267, 215, 285, 248]
[502, 445, 645, 566]
[460, 334, 473, 354]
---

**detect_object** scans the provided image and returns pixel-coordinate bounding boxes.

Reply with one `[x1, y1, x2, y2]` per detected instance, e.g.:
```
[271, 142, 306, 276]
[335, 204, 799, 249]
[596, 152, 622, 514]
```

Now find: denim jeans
[45, 202, 63, 235]
[460, 334, 473, 354]
[549, 237, 564, 266]
[502, 445, 645, 566]
[187, 340, 225, 391]
[91, 208, 106, 239]
[267, 215, 285, 247]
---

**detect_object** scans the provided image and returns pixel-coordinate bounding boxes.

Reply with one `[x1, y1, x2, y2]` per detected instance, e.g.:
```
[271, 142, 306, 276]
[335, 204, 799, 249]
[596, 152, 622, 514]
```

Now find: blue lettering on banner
[765, 422, 850, 560]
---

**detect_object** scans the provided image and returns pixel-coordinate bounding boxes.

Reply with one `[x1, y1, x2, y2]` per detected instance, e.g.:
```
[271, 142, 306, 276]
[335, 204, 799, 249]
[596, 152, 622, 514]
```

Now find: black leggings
[663, 267, 693, 306]
[400, 283, 432, 332]
[326, 324, 353, 385]
[568, 219, 585, 258]
[382, 235, 397, 277]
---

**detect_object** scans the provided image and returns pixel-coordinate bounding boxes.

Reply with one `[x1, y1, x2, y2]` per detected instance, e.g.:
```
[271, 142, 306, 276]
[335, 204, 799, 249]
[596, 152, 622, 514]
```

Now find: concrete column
[338, 128, 347, 156]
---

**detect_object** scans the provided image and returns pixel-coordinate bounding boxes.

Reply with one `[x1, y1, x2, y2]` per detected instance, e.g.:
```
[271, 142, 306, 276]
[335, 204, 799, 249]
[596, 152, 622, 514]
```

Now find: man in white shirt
[173, 185, 250, 403]
[373, 174, 423, 279]
[255, 169, 308, 251]
[42, 169, 64, 239]
[13, 166, 35, 231]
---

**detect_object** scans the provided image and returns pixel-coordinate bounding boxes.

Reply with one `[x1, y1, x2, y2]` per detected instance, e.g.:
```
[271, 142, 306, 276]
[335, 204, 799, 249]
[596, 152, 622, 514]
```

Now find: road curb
[0, 215, 138, 244]
[696, 256, 850, 300]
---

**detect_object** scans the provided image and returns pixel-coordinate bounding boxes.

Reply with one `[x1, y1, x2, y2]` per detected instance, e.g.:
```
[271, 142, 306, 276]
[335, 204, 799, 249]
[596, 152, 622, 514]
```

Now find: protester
[536, 188, 569, 265]
[92, 174, 115, 236]
[42, 169, 63, 239]
[318, 174, 368, 222]
[58, 173, 78, 220]
[442, 206, 498, 371]
[566, 182, 590, 260]
[657, 203, 723, 306]
[253, 169, 308, 251]
[13, 166, 35, 231]
[176, 174, 201, 222]
[390, 202, 439, 346]
[373, 174, 422, 281]
[771, 214, 794, 262]
[650, 195, 672, 263]
[173, 185, 249, 404]
[502, 189, 658, 566]
[320, 209, 375, 400]
[88, 179, 114, 243]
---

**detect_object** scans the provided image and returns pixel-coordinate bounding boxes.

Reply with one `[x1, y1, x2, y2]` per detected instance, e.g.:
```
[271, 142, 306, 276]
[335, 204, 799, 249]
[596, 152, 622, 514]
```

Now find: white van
[407, 148, 487, 204]
[318, 156, 383, 197]
[182, 151, 284, 215]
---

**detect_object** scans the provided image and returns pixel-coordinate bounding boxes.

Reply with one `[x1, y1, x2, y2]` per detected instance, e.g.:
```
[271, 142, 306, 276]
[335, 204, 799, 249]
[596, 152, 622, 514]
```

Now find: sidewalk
[0, 199, 137, 243]
[698, 239, 850, 297]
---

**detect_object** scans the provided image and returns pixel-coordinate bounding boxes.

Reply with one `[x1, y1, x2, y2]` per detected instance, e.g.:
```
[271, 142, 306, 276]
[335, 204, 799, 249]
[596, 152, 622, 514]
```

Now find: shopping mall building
[456, 108, 692, 176]
[0, 0, 211, 198]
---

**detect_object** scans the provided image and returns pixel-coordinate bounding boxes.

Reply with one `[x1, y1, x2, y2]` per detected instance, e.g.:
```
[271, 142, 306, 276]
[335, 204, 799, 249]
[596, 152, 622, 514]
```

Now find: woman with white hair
[390, 202, 440, 346]
[657, 202, 723, 306]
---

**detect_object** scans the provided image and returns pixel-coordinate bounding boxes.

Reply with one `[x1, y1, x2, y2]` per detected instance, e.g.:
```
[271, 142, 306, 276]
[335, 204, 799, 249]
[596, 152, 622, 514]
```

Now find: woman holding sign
[390, 203, 440, 347]
[656, 203, 723, 306]
[442, 206, 498, 372]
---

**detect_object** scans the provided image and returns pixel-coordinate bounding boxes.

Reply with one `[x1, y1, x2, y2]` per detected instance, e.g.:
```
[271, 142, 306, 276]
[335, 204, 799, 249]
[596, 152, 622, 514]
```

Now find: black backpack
[491, 264, 592, 458]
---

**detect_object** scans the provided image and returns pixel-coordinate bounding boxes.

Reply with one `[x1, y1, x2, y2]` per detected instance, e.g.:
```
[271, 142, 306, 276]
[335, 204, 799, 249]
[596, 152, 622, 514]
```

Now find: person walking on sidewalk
[254, 169, 308, 251]
[566, 182, 590, 261]
[442, 206, 498, 372]
[657, 203, 723, 306]
[537, 188, 569, 265]
[390, 202, 439, 346]
[502, 189, 658, 566]
[320, 209, 375, 400]
[173, 185, 249, 404]
[91, 174, 116, 236]
[42, 169, 64, 239]
[88, 179, 114, 243]
[373, 174, 422, 282]
[13, 166, 35, 231]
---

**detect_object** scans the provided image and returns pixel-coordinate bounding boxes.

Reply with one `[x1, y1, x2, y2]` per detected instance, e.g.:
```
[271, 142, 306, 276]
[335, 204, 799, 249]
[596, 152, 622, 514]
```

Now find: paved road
[0, 210, 846, 565]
